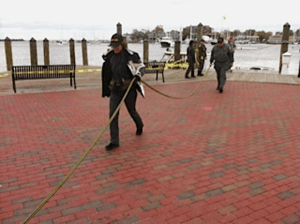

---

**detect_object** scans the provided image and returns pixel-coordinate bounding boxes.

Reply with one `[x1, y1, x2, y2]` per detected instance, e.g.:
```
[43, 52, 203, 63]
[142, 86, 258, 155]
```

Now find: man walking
[185, 40, 196, 79]
[102, 33, 145, 151]
[197, 39, 207, 76]
[210, 37, 233, 93]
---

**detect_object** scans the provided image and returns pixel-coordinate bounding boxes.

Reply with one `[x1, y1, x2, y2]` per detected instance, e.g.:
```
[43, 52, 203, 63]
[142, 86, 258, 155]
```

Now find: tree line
[124, 25, 300, 43]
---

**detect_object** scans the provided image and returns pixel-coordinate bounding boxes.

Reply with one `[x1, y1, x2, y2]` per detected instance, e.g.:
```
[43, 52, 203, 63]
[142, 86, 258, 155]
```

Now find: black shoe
[105, 143, 119, 151]
[219, 88, 223, 93]
[191, 76, 196, 78]
[200, 74, 204, 76]
[185, 76, 190, 79]
[136, 127, 143, 135]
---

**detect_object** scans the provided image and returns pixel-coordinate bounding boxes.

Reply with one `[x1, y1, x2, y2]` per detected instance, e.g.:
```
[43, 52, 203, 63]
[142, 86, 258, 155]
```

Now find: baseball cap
[109, 33, 123, 47]
[217, 37, 224, 43]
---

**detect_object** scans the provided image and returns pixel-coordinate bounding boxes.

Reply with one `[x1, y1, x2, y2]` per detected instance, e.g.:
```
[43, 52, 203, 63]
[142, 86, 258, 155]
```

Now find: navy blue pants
[109, 88, 143, 145]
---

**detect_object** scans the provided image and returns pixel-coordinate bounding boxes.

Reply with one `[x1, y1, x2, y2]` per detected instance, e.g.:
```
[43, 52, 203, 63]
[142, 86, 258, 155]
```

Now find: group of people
[102, 33, 236, 151]
[185, 36, 236, 93]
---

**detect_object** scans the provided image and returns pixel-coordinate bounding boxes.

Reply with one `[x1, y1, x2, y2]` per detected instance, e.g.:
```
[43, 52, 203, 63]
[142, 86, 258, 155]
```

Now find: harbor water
[0, 41, 299, 75]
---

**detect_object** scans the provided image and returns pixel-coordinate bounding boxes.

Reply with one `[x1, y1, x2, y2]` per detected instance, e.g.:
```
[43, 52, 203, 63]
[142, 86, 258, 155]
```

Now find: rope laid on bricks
[21, 77, 137, 224]
[141, 67, 210, 99]
[22, 67, 211, 223]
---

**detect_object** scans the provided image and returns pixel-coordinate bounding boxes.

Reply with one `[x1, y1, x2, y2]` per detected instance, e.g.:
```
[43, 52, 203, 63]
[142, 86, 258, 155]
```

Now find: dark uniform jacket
[210, 44, 234, 68]
[187, 46, 195, 63]
[102, 48, 145, 98]
[198, 44, 207, 60]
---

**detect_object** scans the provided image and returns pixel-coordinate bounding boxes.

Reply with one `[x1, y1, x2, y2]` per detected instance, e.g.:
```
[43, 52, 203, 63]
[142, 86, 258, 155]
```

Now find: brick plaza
[1, 73, 300, 223]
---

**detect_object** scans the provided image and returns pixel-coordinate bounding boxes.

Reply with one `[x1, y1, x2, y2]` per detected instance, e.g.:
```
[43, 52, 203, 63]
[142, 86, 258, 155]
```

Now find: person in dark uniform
[102, 33, 145, 151]
[227, 36, 236, 73]
[209, 37, 234, 93]
[197, 39, 207, 76]
[185, 40, 196, 79]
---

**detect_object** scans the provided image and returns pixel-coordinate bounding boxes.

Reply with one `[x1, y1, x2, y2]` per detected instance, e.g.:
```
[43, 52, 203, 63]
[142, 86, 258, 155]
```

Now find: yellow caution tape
[0, 73, 10, 78]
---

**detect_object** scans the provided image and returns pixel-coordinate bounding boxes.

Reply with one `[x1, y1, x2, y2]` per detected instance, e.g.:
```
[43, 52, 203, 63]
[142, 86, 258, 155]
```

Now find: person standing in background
[197, 39, 207, 76]
[227, 36, 236, 72]
[185, 40, 196, 79]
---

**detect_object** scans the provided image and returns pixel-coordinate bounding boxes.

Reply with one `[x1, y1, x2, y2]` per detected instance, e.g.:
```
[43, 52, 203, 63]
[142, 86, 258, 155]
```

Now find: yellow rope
[21, 77, 137, 224]
[141, 67, 210, 99]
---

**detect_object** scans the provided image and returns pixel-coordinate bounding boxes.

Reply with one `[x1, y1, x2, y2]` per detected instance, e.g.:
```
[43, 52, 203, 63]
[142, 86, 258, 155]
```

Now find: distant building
[235, 35, 260, 44]
[148, 31, 164, 42]
[268, 35, 282, 44]
[289, 35, 300, 43]
[166, 30, 180, 41]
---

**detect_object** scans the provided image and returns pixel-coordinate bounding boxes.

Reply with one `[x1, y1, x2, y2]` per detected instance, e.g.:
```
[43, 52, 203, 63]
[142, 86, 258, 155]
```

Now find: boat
[57, 40, 66, 45]
[160, 37, 174, 48]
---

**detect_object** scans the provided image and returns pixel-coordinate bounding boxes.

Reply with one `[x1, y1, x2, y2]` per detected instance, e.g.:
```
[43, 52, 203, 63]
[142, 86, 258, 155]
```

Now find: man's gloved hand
[134, 73, 141, 82]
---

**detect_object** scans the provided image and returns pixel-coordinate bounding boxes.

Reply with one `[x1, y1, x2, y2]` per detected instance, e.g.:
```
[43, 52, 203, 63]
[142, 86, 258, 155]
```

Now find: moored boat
[160, 37, 174, 48]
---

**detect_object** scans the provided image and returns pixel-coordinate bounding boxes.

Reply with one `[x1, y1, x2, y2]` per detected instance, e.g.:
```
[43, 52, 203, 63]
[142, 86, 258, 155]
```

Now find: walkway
[1, 67, 300, 223]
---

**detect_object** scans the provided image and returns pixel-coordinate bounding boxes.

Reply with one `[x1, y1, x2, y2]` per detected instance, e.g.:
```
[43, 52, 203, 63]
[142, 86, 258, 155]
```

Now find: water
[0, 41, 299, 75]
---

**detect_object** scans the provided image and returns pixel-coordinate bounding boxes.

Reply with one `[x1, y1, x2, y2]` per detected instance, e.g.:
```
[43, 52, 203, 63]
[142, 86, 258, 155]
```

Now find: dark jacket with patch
[101, 48, 145, 98]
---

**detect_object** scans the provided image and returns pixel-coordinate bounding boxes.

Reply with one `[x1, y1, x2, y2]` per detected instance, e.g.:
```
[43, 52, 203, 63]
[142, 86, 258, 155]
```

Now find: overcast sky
[0, 0, 299, 40]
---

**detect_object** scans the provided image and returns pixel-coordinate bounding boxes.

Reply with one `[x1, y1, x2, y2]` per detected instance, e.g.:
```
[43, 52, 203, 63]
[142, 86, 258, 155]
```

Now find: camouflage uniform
[197, 44, 207, 76]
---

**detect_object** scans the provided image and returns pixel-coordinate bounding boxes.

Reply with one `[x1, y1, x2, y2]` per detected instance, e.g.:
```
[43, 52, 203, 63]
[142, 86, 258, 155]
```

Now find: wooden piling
[82, 38, 88, 66]
[196, 23, 203, 49]
[69, 38, 75, 65]
[43, 38, 50, 65]
[30, 37, 38, 66]
[143, 40, 149, 63]
[4, 37, 13, 71]
[117, 23, 122, 35]
[174, 41, 181, 61]
[279, 23, 290, 74]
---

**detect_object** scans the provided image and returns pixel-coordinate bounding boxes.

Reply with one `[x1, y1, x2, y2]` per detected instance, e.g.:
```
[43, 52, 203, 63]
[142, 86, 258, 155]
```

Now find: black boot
[105, 143, 119, 151]
[136, 127, 143, 135]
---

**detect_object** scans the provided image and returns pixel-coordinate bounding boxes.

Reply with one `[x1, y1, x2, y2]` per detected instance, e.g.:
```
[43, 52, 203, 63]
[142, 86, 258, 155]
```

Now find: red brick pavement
[1, 80, 300, 224]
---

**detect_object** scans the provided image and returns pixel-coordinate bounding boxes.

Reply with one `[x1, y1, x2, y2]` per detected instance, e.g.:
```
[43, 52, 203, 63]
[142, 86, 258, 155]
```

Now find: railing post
[43, 38, 50, 65]
[69, 38, 75, 65]
[4, 37, 13, 71]
[30, 37, 38, 66]
[279, 23, 290, 74]
[82, 38, 88, 65]
[143, 39, 149, 63]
